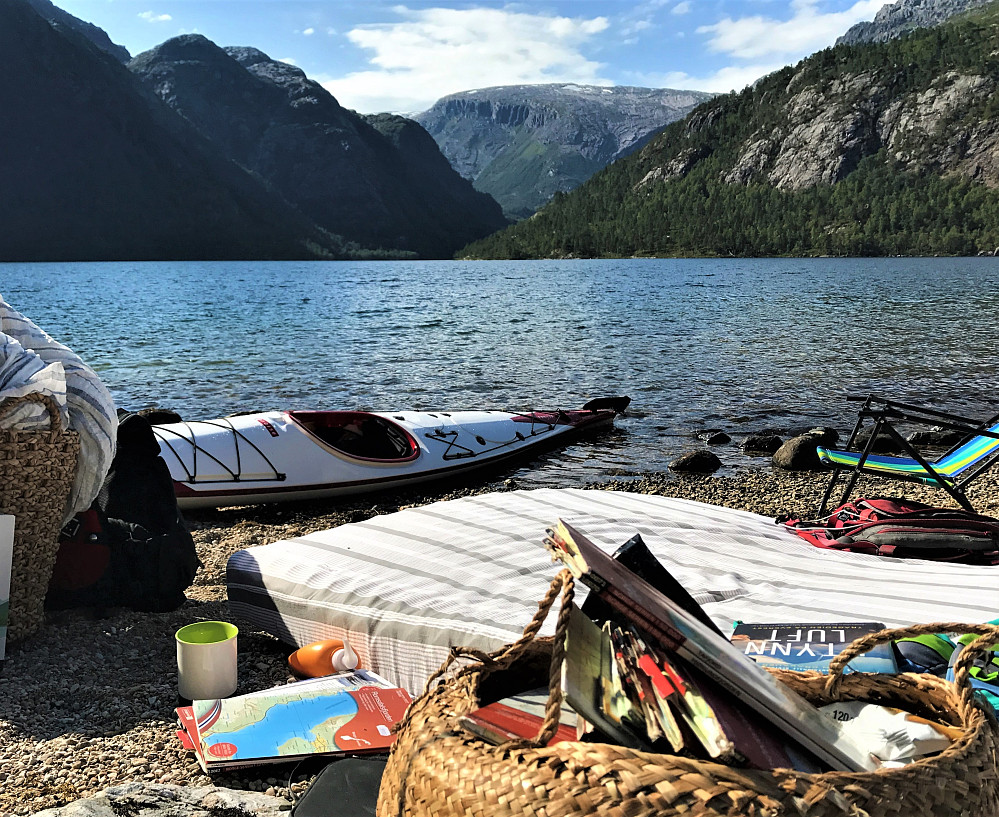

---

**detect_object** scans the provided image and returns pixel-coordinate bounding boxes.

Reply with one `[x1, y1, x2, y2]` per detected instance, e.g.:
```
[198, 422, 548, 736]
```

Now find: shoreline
[4, 465, 998, 815]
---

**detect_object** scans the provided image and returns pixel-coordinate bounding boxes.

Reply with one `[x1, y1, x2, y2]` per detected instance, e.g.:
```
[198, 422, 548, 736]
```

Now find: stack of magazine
[543, 520, 879, 773]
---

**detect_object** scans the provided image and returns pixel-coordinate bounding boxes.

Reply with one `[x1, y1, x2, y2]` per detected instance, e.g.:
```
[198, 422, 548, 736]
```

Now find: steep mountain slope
[0, 0, 344, 261]
[128, 38, 509, 259]
[25, 0, 130, 61]
[838, 0, 992, 44]
[462, 3, 999, 259]
[415, 84, 712, 219]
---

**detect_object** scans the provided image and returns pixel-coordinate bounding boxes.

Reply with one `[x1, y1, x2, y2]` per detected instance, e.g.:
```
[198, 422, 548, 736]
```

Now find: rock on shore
[30, 783, 287, 817]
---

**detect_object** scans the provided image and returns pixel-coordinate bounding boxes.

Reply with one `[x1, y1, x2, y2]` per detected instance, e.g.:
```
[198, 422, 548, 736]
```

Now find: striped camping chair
[816, 394, 999, 516]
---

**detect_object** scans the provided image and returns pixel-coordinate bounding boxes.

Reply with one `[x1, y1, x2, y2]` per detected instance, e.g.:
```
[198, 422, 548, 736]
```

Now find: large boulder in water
[908, 428, 967, 450]
[669, 449, 721, 474]
[853, 427, 905, 454]
[802, 426, 839, 447]
[773, 434, 822, 471]
[697, 430, 731, 445]
[741, 432, 783, 455]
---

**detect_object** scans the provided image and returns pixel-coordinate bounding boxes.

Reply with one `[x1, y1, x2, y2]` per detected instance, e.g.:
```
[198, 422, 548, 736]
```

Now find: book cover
[461, 698, 579, 746]
[544, 520, 877, 772]
[730, 623, 897, 674]
[0, 515, 12, 663]
[461, 686, 578, 746]
[187, 670, 412, 771]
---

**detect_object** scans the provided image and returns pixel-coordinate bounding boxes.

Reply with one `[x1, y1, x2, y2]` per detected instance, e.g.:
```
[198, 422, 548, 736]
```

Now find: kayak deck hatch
[288, 411, 420, 462]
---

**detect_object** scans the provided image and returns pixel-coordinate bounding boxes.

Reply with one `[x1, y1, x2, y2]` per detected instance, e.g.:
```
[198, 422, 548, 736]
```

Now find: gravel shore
[3, 465, 998, 816]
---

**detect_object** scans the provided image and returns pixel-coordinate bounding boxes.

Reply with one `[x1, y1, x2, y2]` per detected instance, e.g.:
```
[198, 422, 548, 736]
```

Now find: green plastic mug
[176, 620, 238, 700]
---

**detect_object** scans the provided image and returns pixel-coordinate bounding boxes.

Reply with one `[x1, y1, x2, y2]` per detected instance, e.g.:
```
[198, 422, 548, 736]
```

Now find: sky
[54, 0, 891, 114]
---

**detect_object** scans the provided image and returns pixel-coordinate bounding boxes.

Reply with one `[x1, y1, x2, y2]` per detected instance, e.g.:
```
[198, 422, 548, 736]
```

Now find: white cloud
[138, 11, 172, 23]
[327, 27, 337, 36]
[618, 0, 673, 38]
[303, 27, 315, 36]
[279, 58, 298, 66]
[672, 2, 691, 15]
[698, 0, 885, 60]
[319, 6, 611, 114]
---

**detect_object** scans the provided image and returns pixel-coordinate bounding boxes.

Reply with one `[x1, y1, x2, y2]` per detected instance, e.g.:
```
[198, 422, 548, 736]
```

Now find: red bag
[782, 498, 999, 564]
[50, 509, 111, 591]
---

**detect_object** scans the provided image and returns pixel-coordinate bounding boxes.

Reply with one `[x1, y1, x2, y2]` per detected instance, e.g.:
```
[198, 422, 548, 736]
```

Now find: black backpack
[47, 411, 202, 612]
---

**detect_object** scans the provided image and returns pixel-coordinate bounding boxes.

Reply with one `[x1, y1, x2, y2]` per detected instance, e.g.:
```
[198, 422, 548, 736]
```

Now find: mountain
[25, 0, 130, 62]
[837, 0, 993, 44]
[0, 0, 345, 261]
[414, 84, 713, 219]
[128, 38, 509, 259]
[461, 3, 999, 259]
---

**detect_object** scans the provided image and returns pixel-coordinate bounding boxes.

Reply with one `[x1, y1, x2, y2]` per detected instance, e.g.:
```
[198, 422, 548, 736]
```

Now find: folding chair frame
[817, 394, 999, 516]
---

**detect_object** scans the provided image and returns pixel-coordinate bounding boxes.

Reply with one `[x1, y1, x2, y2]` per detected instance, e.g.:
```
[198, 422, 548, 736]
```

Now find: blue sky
[55, 0, 890, 113]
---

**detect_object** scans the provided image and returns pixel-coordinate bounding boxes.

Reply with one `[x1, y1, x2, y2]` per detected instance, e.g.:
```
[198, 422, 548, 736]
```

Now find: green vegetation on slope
[473, 131, 603, 220]
[462, 5, 999, 259]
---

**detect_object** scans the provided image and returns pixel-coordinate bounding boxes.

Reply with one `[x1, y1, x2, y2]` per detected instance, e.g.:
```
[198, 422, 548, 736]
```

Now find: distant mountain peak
[128, 33, 236, 71]
[225, 47, 309, 82]
[415, 82, 713, 219]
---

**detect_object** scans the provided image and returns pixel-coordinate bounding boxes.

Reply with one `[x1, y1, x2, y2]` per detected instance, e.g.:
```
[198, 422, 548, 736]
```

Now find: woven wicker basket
[0, 393, 80, 643]
[378, 569, 999, 817]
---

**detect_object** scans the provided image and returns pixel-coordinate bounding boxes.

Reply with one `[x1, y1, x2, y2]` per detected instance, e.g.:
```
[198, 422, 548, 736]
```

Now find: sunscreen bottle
[288, 636, 361, 678]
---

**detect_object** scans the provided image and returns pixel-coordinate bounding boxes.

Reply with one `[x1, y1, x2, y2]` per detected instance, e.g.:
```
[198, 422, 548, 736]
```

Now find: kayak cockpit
[287, 411, 420, 462]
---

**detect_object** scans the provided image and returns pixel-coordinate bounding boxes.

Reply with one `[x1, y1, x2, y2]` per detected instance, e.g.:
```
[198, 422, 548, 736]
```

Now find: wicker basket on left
[0, 393, 80, 643]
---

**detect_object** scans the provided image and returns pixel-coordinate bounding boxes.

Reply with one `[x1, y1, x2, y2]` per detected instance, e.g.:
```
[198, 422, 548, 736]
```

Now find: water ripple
[4, 257, 999, 486]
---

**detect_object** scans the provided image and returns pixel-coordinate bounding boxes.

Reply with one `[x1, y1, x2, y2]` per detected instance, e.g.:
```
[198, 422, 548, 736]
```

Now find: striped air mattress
[226, 487, 999, 694]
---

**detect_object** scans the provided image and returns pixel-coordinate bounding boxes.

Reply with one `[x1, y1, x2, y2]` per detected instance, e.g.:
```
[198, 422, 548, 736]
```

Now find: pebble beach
[3, 464, 998, 816]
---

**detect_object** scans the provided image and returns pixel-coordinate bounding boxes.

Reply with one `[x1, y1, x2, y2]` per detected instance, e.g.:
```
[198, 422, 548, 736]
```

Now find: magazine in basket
[544, 519, 877, 773]
[730, 622, 898, 674]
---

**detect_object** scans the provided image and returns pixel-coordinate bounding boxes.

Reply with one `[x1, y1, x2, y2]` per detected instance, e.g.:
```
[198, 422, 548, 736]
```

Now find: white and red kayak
[152, 396, 630, 509]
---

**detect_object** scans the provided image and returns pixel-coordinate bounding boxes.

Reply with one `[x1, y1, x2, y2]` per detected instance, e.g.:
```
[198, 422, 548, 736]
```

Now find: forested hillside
[463, 3, 999, 259]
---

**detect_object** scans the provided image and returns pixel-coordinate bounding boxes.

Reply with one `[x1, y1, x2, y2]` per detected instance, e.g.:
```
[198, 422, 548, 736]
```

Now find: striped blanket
[226, 488, 999, 693]
[0, 297, 117, 522]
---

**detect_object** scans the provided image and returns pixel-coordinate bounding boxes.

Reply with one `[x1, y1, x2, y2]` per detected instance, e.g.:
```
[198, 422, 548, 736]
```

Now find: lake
[3, 257, 997, 487]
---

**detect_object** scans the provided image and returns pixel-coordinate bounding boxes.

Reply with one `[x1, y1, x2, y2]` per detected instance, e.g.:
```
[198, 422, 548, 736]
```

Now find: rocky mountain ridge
[4, 0, 507, 260]
[415, 83, 712, 219]
[127, 36, 508, 259]
[25, 0, 130, 61]
[1, 0, 345, 261]
[837, 0, 993, 44]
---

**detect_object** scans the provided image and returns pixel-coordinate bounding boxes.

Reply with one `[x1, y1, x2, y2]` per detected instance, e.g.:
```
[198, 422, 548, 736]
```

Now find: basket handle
[0, 392, 65, 439]
[397, 569, 575, 747]
[417, 567, 574, 690]
[824, 622, 999, 710]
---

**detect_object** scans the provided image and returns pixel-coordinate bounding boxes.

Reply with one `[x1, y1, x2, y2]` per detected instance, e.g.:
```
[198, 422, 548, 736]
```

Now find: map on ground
[188, 669, 412, 770]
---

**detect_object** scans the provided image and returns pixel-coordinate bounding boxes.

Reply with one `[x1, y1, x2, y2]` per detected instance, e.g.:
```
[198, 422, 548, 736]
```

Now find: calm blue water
[3, 257, 998, 486]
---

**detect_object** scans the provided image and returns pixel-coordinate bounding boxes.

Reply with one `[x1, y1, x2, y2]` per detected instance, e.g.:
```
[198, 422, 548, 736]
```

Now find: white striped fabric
[226, 488, 999, 694]
[0, 333, 69, 429]
[0, 297, 118, 522]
